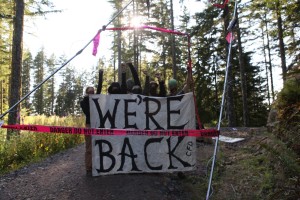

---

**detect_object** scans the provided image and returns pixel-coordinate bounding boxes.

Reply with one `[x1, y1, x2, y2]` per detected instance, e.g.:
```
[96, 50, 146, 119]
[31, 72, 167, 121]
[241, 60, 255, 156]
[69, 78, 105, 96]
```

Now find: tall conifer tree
[21, 50, 32, 112]
[32, 49, 45, 115]
[43, 54, 56, 116]
[7, 0, 24, 139]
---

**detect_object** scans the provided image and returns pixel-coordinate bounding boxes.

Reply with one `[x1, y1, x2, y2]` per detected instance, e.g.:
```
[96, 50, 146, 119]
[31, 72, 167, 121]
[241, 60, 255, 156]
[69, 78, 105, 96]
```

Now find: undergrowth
[274, 69, 300, 155]
[210, 132, 300, 199]
[0, 115, 85, 175]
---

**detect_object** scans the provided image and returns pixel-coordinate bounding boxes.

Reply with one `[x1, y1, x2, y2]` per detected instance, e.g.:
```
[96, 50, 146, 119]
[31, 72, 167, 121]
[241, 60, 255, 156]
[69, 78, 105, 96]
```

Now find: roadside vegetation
[212, 69, 300, 199]
[0, 115, 84, 175]
[213, 131, 299, 199]
[182, 70, 300, 199]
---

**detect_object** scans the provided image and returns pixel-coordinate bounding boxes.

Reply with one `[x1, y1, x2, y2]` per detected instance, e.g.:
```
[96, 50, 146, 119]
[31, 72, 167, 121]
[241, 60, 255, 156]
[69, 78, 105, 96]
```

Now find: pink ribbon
[92, 32, 101, 56]
[213, 0, 229, 9]
[226, 32, 234, 43]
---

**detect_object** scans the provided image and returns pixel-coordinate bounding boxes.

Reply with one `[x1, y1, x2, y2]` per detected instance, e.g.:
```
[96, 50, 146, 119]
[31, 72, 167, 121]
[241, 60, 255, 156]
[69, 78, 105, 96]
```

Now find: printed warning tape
[1, 124, 219, 137]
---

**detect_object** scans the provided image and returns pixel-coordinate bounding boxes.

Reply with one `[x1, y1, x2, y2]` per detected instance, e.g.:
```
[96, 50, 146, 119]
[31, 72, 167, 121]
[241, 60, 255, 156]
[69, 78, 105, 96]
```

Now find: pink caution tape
[1, 124, 219, 137]
[92, 25, 190, 56]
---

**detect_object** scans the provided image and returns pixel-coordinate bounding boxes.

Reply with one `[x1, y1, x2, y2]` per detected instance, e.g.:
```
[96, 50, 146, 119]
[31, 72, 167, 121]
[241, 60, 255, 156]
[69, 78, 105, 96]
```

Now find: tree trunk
[7, 0, 24, 140]
[113, 38, 116, 82]
[261, 26, 271, 108]
[51, 77, 55, 115]
[162, 44, 167, 80]
[213, 55, 218, 115]
[0, 80, 3, 114]
[133, 0, 139, 71]
[236, 12, 249, 126]
[224, 4, 236, 127]
[117, 30, 122, 83]
[170, 0, 177, 79]
[275, 1, 287, 83]
[264, 14, 275, 101]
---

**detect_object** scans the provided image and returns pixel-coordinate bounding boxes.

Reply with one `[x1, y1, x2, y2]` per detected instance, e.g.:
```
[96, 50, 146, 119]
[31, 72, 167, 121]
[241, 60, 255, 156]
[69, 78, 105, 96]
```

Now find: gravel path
[0, 142, 211, 200]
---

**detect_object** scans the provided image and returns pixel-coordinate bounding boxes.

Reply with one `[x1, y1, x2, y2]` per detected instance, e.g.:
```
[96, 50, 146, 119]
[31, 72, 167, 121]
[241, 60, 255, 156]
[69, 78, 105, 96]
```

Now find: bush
[277, 77, 300, 109]
[274, 69, 300, 155]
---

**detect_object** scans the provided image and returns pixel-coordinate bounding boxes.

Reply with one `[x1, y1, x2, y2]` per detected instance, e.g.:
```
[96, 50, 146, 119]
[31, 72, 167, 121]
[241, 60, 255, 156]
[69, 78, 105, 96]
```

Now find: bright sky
[24, 0, 115, 73]
[23, 0, 283, 92]
[23, 0, 203, 73]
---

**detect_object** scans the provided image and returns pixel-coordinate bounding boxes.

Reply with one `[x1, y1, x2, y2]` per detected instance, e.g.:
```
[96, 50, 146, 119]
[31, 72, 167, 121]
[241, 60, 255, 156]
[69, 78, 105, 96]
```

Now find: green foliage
[32, 49, 46, 114]
[0, 115, 84, 175]
[55, 65, 85, 116]
[211, 132, 300, 199]
[43, 54, 56, 116]
[242, 52, 269, 126]
[191, 6, 222, 125]
[21, 50, 33, 112]
[277, 75, 300, 109]
[259, 134, 300, 199]
[274, 69, 300, 155]
[0, 0, 13, 120]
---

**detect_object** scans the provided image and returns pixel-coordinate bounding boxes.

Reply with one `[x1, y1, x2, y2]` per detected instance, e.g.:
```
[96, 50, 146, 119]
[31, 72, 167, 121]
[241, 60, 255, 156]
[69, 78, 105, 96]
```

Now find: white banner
[90, 93, 196, 130]
[90, 93, 196, 176]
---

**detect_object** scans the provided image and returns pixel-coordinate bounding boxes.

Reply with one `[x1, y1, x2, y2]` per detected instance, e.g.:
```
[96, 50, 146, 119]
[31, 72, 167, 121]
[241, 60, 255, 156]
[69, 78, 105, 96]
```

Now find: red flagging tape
[1, 124, 219, 137]
[212, 0, 229, 9]
[105, 25, 189, 37]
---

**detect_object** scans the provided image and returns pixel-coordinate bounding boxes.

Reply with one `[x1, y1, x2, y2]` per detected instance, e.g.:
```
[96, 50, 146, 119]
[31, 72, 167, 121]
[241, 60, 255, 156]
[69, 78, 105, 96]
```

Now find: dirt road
[0, 141, 214, 200]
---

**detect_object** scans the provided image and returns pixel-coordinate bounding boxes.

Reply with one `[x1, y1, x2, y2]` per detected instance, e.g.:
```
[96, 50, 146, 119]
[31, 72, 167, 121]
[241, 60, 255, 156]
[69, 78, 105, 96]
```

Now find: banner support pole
[206, 0, 238, 199]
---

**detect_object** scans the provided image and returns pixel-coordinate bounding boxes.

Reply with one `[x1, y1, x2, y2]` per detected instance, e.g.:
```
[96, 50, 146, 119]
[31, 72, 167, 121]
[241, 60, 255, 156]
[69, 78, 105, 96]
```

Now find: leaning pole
[206, 0, 238, 199]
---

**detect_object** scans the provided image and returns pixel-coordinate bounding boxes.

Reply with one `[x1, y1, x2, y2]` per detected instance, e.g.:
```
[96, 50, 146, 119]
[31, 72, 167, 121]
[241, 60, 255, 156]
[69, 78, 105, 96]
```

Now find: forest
[1, 0, 299, 124]
[0, 0, 299, 185]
